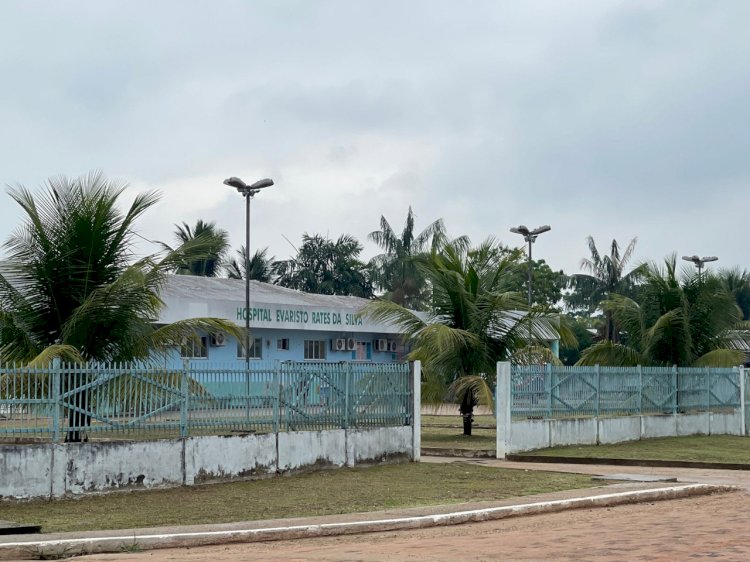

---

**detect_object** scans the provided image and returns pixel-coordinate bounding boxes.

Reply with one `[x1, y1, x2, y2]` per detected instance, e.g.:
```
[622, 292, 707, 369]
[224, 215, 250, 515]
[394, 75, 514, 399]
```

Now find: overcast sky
[1, 1, 748, 275]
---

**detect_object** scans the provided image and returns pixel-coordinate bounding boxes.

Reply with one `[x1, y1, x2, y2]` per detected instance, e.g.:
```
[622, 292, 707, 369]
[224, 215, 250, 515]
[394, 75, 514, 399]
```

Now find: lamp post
[681, 255, 718, 283]
[510, 225, 551, 308]
[224, 176, 274, 373]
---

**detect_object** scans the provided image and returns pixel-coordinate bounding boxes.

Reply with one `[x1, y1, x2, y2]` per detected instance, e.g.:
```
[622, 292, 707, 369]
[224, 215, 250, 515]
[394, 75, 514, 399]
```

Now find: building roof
[160, 275, 371, 309]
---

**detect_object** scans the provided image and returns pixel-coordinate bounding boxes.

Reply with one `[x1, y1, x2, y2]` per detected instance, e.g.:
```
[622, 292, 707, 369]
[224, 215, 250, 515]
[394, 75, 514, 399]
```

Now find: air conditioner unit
[332, 338, 347, 351]
[388, 340, 398, 352]
[346, 337, 356, 351]
[210, 332, 226, 347]
[375, 338, 388, 351]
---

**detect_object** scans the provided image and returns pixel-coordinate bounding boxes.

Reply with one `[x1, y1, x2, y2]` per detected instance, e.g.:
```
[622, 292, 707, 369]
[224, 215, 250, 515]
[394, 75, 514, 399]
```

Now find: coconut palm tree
[578, 255, 748, 367]
[165, 220, 229, 277]
[0, 172, 242, 441]
[566, 236, 645, 341]
[365, 237, 567, 435]
[368, 207, 444, 310]
[225, 246, 276, 282]
[719, 267, 750, 321]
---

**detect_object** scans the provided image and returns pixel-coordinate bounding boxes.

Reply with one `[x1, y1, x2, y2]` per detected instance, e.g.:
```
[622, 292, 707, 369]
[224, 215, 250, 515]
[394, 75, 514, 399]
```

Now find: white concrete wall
[598, 417, 640, 445]
[499, 410, 745, 457]
[550, 419, 597, 447]
[0, 426, 415, 499]
[185, 434, 277, 484]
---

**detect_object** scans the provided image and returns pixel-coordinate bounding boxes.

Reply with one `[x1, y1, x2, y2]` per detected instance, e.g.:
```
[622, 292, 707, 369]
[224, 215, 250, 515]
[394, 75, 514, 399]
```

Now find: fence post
[51, 358, 61, 443]
[411, 361, 421, 461]
[343, 362, 351, 429]
[272, 361, 280, 433]
[546, 363, 553, 419]
[740, 366, 746, 436]
[672, 365, 678, 414]
[595, 364, 601, 417]
[705, 367, 711, 413]
[180, 359, 189, 438]
[637, 365, 643, 415]
[496, 362, 512, 459]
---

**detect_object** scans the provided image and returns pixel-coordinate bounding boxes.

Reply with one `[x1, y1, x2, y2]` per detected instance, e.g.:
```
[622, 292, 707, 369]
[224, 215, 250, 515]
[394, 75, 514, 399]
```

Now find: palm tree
[578, 255, 748, 367]
[567, 237, 644, 341]
[0, 172, 242, 440]
[225, 246, 276, 282]
[165, 220, 229, 277]
[365, 237, 566, 435]
[719, 267, 750, 321]
[274, 233, 373, 297]
[368, 207, 444, 310]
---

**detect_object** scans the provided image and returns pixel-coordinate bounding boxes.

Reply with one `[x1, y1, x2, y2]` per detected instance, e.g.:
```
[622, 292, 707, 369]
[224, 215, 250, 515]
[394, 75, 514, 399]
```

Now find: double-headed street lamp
[509, 225, 551, 308]
[224, 176, 274, 372]
[681, 254, 718, 282]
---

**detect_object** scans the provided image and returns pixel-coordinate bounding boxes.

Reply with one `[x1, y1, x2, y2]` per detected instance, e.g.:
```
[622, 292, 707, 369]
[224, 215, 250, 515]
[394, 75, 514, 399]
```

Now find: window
[277, 338, 290, 351]
[237, 337, 263, 359]
[355, 341, 371, 362]
[181, 336, 208, 359]
[304, 340, 326, 360]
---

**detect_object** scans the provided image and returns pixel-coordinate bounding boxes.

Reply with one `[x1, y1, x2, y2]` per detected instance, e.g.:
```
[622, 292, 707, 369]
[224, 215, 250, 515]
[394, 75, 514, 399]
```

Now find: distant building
[157, 276, 404, 366]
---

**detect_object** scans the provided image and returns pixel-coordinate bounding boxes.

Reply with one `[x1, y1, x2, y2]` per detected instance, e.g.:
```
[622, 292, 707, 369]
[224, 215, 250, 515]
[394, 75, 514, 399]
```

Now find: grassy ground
[1, 463, 592, 533]
[420, 414, 497, 450]
[524, 435, 750, 464]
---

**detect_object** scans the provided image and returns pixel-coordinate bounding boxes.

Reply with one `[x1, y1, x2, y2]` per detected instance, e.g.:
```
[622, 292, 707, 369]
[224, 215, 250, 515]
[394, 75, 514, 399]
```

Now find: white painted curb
[0, 484, 734, 560]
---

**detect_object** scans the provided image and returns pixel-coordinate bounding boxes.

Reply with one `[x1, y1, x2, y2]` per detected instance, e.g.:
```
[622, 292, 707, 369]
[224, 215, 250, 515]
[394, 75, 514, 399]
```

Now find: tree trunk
[459, 392, 475, 436]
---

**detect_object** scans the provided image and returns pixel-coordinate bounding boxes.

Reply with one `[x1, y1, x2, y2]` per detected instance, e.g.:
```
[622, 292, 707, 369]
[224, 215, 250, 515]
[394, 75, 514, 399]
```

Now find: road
[77, 489, 749, 561]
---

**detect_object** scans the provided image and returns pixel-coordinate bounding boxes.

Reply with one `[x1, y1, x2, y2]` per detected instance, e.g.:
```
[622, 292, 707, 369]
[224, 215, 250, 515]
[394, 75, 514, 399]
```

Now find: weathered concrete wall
[0, 426, 415, 499]
[185, 434, 277, 484]
[598, 417, 640, 445]
[509, 420, 550, 453]
[0, 444, 53, 499]
[61, 440, 184, 495]
[641, 415, 678, 438]
[709, 412, 743, 435]
[676, 413, 708, 436]
[278, 430, 346, 471]
[501, 410, 744, 457]
[550, 419, 597, 447]
[347, 426, 412, 465]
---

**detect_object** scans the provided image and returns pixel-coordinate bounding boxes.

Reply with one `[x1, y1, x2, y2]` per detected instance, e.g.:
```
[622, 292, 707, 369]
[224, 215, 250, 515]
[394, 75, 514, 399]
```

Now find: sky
[1, 1, 748, 275]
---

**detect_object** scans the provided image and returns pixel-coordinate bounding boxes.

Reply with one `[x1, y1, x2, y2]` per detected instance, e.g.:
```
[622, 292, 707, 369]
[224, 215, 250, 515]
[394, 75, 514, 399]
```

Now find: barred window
[237, 337, 263, 359]
[304, 340, 326, 360]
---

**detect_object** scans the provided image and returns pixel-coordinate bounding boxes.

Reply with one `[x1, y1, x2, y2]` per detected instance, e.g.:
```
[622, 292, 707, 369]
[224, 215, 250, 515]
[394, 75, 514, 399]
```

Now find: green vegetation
[579, 255, 750, 367]
[524, 435, 750, 464]
[2, 463, 593, 533]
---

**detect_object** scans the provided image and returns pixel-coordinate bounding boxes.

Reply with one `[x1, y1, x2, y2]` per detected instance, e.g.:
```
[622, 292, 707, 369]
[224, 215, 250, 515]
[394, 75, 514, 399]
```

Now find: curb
[506, 454, 750, 471]
[421, 447, 496, 458]
[0, 484, 734, 560]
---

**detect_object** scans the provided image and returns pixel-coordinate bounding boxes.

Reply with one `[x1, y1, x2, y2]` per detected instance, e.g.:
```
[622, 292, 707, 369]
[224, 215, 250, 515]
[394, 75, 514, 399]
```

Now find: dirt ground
[77, 490, 750, 562]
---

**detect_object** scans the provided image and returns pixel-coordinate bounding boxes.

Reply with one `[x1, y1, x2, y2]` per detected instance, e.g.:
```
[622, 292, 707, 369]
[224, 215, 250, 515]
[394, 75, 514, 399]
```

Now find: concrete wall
[0, 426, 416, 500]
[502, 412, 745, 455]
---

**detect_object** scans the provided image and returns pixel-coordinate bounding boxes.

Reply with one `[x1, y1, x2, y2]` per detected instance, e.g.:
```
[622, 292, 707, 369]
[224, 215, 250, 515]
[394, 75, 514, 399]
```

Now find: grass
[421, 414, 497, 450]
[524, 435, 750, 464]
[1, 463, 593, 534]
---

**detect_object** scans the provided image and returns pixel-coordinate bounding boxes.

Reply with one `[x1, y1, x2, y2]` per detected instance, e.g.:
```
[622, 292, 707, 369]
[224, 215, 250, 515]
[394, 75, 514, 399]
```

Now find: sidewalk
[0, 459, 736, 560]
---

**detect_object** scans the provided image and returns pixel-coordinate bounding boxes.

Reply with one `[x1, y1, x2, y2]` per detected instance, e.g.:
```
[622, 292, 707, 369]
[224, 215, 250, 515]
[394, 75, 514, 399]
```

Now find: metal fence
[511, 364, 743, 420]
[0, 360, 413, 442]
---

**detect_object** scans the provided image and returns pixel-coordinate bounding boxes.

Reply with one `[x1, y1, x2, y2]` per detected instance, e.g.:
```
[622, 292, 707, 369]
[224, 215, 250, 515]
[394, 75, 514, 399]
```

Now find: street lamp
[224, 176, 274, 374]
[681, 255, 718, 282]
[509, 225, 551, 308]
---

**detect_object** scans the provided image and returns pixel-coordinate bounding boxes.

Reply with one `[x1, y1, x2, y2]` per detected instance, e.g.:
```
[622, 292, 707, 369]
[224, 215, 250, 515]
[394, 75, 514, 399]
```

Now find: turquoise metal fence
[511, 364, 742, 420]
[0, 360, 412, 442]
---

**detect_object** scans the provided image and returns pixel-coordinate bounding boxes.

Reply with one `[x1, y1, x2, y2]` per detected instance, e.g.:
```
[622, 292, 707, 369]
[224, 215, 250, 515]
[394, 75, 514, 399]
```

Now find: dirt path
[77, 490, 749, 561]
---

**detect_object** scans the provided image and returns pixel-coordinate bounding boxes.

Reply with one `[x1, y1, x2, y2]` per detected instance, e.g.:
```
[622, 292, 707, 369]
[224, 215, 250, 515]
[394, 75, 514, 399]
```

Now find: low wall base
[0, 426, 414, 500]
[502, 411, 744, 456]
